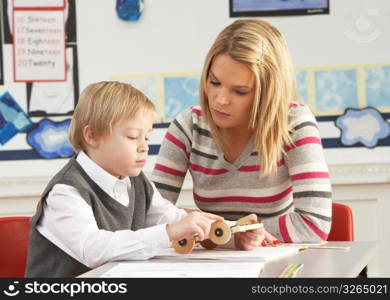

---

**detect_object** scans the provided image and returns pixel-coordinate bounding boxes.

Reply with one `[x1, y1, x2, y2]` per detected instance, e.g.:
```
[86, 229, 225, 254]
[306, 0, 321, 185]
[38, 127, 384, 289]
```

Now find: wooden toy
[172, 216, 263, 254]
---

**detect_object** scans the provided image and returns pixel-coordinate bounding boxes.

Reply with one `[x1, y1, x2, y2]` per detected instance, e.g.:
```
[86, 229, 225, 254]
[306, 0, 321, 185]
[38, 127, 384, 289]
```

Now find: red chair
[0, 217, 31, 277]
[327, 203, 354, 241]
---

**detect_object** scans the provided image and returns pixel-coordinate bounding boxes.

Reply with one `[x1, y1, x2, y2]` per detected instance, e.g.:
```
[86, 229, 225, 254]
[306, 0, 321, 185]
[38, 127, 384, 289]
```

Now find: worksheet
[101, 260, 265, 278]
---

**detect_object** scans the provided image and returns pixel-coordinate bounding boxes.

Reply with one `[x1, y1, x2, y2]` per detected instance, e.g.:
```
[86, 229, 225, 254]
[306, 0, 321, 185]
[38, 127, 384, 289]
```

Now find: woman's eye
[145, 137, 150, 143]
[235, 90, 248, 95]
[210, 81, 220, 86]
[128, 136, 137, 140]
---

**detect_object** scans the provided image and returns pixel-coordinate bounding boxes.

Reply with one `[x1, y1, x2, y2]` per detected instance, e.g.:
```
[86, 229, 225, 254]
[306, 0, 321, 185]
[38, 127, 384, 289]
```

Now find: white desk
[259, 241, 376, 277]
[79, 241, 377, 278]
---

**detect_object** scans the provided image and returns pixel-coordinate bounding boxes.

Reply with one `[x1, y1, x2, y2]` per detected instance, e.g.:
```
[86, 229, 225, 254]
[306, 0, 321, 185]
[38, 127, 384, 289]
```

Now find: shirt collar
[76, 151, 130, 198]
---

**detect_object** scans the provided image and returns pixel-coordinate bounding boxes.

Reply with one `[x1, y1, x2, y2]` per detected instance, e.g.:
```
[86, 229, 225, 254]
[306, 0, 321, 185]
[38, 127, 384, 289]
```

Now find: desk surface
[79, 241, 377, 278]
[260, 241, 376, 277]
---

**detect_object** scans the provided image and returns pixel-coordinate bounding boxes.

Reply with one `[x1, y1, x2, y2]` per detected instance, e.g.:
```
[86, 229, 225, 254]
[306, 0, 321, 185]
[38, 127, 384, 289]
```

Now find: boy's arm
[37, 184, 175, 269]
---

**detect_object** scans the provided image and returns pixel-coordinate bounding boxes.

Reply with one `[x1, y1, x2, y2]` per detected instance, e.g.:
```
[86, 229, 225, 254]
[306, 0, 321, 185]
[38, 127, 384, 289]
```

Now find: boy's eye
[128, 136, 137, 140]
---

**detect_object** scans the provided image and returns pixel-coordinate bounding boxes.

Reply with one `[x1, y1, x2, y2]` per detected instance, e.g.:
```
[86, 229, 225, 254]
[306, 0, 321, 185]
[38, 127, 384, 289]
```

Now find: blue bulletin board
[112, 62, 390, 153]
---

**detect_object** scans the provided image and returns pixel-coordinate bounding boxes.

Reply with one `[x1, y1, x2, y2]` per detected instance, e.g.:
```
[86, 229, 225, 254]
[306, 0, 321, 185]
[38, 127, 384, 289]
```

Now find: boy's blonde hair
[200, 19, 297, 176]
[69, 81, 155, 152]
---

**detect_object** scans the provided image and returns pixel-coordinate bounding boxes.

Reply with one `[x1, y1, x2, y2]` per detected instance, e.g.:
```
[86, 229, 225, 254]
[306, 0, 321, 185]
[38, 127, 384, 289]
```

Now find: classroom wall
[1, 0, 390, 276]
[1, 0, 390, 178]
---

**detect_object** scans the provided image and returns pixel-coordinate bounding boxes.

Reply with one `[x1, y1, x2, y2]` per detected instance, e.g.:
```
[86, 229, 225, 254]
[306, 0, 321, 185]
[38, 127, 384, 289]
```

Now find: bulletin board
[0, 0, 78, 162]
[112, 61, 390, 152]
[0, 0, 389, 179]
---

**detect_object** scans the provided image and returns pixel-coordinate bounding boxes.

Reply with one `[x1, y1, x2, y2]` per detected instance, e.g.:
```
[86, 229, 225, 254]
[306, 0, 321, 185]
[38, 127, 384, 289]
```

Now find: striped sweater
[151, 104, 332, 243]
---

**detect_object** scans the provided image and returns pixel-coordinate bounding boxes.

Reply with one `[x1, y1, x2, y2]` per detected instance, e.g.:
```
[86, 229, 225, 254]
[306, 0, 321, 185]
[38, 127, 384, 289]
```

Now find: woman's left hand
[234, 213, 264, 250]
[234, 213, 279, 250]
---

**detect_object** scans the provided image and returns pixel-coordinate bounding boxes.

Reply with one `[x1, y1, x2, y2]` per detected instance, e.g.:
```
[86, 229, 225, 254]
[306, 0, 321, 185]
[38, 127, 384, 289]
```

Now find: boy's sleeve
[262, 104, 332, 243]
[38, 184, 181, 268]
[151, 108, 193, 204]
[145, 182, 187, 228]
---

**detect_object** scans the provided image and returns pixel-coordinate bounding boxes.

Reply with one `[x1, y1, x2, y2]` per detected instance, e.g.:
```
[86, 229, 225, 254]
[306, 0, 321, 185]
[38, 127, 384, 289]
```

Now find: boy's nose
[138, 143, 149, 153]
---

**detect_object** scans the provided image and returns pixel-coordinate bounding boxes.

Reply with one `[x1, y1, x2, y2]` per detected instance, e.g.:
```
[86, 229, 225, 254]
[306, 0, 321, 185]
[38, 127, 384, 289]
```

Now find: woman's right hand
[166, 211, 224, 242]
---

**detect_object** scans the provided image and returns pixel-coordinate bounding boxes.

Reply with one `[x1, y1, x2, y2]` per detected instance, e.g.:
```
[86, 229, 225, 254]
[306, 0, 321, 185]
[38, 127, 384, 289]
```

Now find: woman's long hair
[200, 19, 297, 176]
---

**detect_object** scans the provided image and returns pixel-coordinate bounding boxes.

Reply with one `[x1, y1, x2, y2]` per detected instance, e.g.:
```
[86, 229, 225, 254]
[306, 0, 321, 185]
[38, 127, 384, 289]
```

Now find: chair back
[0, 217, 31, 277]
[328, 203, 354, 241]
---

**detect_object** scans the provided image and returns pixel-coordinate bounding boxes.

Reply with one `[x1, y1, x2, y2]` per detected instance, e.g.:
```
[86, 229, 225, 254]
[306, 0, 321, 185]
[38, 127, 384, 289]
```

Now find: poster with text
[13, 9, 66, 82]
[27, 45, 79, 117]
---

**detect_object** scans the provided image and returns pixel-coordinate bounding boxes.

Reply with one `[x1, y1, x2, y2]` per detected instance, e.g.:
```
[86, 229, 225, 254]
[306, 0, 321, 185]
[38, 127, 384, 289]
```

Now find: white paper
[29, 47, 74, 114]
[13, 0, 64, 8]
[13, 10, 66, 81]
[101, 261, 265, 278]
[155, 245, 300, 261]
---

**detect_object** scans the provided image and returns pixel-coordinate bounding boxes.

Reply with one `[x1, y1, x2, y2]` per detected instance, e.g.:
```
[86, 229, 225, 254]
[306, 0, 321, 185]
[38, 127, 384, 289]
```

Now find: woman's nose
[215, 89, 229, 105]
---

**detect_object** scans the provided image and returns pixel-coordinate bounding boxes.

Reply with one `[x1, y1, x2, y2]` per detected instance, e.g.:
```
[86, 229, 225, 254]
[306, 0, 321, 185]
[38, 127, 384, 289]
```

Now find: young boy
[25, 81, 223, 277]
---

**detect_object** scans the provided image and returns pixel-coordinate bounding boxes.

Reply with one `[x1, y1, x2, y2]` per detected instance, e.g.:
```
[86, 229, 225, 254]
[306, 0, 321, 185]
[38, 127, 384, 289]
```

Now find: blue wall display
[0, 92, 33, 145]
[26, 119, 74, 159]
[116, 0, 144, 21]
[335, 107, 390, 148]
[365, 65, 390, 108]
[164, 76, 200, 120]
[296, 70, 308, 103]
[315, 69, 359, 112]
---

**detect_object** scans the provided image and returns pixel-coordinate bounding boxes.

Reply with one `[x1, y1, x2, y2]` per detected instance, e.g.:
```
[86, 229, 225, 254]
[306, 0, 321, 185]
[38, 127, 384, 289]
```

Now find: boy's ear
[83, 125, 99, 148]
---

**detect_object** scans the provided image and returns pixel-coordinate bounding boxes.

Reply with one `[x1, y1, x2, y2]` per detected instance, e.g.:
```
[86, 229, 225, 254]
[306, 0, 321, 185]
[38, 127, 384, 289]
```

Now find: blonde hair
[69, 81, 155, 152]
[200, 19, 297, 176]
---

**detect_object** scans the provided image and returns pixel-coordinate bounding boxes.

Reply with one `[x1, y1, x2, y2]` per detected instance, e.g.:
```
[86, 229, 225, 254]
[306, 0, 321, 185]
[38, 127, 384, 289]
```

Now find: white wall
[1, 0, 390, 276]
[2, 0, 390, 178]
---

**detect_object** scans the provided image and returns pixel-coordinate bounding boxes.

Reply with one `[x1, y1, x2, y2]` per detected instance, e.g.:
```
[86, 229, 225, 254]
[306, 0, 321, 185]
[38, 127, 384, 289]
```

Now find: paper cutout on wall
[296, 70, 308, 104]
[335, 107, 390, 148]
[1, 0, 77, 44]
[365, 65, 390, 107]
[112, 63, 390, 124]
[295, 63, 390, 116]
[27, 46, 79, 117]
[315, 69, 359, 112]
[0, 92, 33, 145]
[26, 119, 74, 158]
[111, 72, 201, 122]
[124, 76, 158, 104]
[164, 76, 200, 120]
[116, 0, 144, 21]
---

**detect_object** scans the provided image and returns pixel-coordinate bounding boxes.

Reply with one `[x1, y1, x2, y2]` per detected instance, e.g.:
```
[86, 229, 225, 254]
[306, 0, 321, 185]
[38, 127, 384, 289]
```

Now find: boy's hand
[166, 211, 223, 242]
[234, 213, 266, 250]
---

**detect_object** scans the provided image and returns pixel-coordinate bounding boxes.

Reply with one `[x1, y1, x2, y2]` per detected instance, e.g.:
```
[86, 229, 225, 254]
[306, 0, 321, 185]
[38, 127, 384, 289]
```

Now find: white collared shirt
[37, 151, 187, 269]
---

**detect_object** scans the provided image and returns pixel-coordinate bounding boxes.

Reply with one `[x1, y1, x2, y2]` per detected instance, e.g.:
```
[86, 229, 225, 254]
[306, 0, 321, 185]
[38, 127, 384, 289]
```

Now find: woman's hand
[234, 214, 280, 250]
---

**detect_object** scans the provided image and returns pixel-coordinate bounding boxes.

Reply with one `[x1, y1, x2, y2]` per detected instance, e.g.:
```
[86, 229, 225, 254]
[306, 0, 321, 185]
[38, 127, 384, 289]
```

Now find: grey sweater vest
[25, 157, 153, 278]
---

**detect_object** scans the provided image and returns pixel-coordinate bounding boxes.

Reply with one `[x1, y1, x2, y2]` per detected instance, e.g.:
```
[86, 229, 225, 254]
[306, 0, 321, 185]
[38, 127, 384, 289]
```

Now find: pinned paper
[0, 92, 33, 145]
[26, 119, 74, 158]
[116, 0, 144, 21]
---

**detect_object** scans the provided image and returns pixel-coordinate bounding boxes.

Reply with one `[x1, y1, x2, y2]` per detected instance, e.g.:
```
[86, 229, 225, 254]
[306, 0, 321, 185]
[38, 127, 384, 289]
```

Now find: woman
[151, 19, 332, 247]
